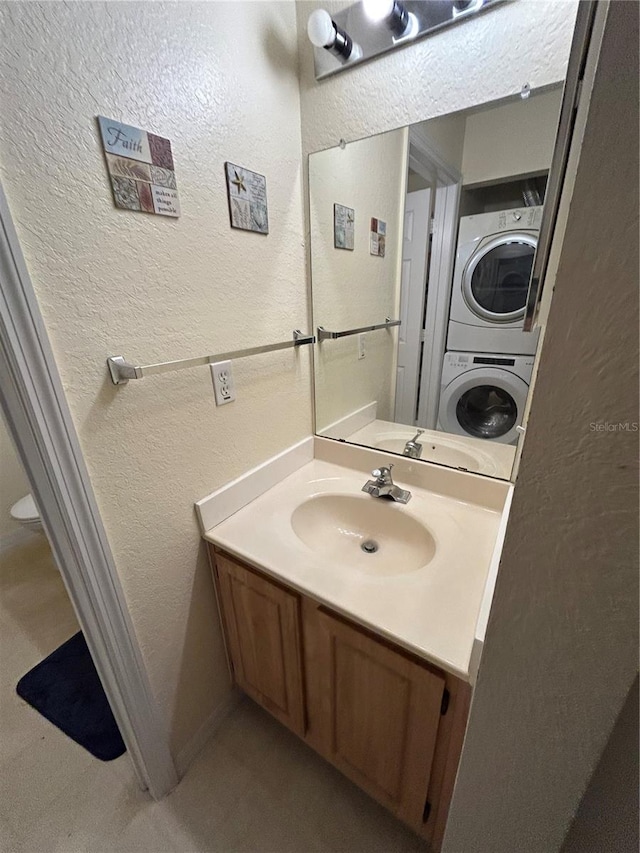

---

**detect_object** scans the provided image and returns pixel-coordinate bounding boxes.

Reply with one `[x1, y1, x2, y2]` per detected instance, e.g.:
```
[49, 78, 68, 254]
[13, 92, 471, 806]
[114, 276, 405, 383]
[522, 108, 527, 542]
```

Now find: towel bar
[107, 330, 315, 386]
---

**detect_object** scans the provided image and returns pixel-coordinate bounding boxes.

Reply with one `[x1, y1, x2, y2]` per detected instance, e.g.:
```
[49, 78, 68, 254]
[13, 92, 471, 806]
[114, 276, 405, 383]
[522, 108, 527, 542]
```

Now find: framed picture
[370, 217, 386, 257]
[225, 162, 269, 234]
[98, 116, 180, 217]
[334, 203, 355, 250]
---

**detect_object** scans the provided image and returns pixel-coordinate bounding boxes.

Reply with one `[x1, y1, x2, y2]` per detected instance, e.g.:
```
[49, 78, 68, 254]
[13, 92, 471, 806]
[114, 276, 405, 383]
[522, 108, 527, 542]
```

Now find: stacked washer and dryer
[437, 207, 542, 445]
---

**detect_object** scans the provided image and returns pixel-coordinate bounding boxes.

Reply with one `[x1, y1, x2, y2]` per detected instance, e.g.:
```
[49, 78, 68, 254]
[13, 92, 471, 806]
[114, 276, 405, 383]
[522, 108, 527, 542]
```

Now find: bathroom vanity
[195, 63, 574, 845]
[201, 440, 510, 849]
[209, 545, 469, 847]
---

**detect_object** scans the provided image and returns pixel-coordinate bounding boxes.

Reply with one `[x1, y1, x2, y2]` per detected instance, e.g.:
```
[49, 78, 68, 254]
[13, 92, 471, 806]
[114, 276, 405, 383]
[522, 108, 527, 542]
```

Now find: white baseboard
[318, 401, 377, 440]
[175, 688, 243, 777]
[0, 527, 40, 555]
[195, 436, 313, 533]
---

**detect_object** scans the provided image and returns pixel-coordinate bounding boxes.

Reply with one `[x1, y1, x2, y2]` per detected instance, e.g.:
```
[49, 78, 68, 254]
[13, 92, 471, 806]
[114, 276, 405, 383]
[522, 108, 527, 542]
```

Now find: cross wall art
[98, 116, 180, 217]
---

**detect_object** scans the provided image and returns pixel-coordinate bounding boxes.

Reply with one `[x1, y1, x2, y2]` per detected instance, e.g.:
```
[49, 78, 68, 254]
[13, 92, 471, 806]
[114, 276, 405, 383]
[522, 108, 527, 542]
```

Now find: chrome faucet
[362, 464, 411, 504]
[403, 429, 424, 459]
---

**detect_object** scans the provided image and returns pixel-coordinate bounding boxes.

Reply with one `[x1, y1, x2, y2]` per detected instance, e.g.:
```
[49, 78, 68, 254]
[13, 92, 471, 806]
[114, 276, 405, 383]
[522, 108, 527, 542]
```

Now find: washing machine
[438, 351, 534, 445]
[447, 207, 542, 355]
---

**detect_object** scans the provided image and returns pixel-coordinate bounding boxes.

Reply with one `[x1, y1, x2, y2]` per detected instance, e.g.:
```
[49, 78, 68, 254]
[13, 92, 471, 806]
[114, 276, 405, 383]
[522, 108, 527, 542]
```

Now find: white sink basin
[373, 436, 479, 471]
[290, 493, 436, 576]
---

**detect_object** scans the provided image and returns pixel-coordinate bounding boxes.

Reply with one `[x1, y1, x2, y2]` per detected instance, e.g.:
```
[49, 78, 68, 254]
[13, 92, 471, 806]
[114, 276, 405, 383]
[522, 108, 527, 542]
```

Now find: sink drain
[361, 539, 379, 554]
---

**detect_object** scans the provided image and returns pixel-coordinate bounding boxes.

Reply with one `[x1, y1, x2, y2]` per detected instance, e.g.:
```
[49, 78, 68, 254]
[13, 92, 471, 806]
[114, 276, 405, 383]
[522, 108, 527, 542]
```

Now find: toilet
[10, 493, 44, 534]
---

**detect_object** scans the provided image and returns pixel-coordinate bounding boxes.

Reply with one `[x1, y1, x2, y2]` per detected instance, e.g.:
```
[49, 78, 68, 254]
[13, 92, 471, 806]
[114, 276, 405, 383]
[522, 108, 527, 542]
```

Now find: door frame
[0, 182, 178, 800]
[394, 185, 432, 424]
[417, 179, 461, 429]
[407, 127, 462, 430]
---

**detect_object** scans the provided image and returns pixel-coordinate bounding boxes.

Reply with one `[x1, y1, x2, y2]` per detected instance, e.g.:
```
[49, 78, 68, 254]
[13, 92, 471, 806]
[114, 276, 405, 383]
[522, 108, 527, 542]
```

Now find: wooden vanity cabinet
[302, 598, 446, 828]
[210, 546, 470, 849]
[214, 552, 305, 737]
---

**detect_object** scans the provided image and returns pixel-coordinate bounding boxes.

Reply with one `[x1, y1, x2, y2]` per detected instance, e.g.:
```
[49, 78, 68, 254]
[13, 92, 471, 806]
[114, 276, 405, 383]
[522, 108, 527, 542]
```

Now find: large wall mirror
[309, 83, 564, 481]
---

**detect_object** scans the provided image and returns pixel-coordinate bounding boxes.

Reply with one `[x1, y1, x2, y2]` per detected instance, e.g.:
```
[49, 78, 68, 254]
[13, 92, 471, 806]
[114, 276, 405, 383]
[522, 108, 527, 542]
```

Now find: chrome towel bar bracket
[317, 318, 401, 341]
[107, 330, 315, 386]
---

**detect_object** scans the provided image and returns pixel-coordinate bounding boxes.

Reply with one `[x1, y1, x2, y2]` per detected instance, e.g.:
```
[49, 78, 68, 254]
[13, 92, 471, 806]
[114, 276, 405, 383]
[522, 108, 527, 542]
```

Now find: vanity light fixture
[363, 0, 418, 39]
[307, 9, 362, 63]
[309, 0, 504, 80]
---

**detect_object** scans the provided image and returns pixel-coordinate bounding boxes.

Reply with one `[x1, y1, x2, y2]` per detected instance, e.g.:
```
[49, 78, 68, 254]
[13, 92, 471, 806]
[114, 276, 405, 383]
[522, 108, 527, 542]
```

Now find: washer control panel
[445, 352, 534, 371]
[497, 207, 542, 230]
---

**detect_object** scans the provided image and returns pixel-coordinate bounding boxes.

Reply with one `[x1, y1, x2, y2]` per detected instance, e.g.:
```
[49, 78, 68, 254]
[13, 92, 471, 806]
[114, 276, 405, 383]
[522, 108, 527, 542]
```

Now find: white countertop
[203, 456, 505, 681]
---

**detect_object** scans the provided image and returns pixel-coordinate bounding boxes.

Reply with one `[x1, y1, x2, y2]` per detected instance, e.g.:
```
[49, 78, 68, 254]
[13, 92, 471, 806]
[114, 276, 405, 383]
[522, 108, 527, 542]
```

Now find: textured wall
[0, 414, 31, 541]
[444, 2, 639, 849]
[0, 1, 310, 756]
[562, 676, 639, 853]
[296, 0, 578, 155]
[310, 128, 407, 430]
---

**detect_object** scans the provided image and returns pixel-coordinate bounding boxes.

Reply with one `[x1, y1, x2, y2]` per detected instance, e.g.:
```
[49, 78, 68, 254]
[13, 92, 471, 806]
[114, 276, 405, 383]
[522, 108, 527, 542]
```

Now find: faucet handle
[371, 464, 394, 484]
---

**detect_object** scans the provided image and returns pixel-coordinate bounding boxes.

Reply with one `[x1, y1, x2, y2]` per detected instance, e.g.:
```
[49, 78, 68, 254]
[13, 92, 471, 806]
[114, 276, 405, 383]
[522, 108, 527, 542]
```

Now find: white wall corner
[317, 401, 377, 440]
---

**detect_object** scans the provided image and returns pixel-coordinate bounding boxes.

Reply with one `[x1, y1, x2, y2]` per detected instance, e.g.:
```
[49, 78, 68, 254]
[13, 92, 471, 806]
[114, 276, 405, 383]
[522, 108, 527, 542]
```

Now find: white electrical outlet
[358, 334, 366, 360]
[210, 360, 236, 406]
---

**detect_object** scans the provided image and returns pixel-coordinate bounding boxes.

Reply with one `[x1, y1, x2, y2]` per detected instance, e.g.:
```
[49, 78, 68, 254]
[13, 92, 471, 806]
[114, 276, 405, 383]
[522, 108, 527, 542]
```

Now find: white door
[394, 188, 431, 424]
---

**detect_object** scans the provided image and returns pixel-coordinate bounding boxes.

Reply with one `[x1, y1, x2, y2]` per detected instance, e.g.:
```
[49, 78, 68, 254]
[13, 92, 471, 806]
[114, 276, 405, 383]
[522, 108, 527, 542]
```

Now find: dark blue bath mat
[16, 631, 126, 761]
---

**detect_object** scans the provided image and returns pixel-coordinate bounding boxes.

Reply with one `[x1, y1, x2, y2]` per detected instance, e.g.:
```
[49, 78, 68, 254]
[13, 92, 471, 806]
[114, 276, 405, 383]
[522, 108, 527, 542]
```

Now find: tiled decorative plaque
[98, 116, 180, 217]
[370, 217, 386, 257]
[334, 203, 355, 250]
[225, 163, 269, 234]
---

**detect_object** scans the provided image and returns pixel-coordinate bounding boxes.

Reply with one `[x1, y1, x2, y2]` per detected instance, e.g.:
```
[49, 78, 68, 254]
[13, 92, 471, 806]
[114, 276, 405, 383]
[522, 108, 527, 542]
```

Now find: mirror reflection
[310, 87, 562, 480]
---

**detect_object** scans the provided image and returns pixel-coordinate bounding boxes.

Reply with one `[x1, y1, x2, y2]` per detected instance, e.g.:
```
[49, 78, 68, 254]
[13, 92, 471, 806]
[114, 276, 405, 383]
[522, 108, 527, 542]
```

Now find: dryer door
[440, 367, 529, 444]
[463, 233, 537, 323]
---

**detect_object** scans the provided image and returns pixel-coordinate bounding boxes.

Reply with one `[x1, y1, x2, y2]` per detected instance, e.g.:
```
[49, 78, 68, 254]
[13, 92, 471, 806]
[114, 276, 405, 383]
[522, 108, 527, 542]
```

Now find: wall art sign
[224, 163, 269, 234]
[98, 116, 180, 217]
[334, 203, 355, 250]
[370, 217, 386, 257]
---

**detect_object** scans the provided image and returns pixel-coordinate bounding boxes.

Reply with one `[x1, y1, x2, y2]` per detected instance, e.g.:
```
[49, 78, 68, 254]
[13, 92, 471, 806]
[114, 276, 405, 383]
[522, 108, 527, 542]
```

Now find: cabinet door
[214, 552, 305, 737]
[305, 603, 445, 827]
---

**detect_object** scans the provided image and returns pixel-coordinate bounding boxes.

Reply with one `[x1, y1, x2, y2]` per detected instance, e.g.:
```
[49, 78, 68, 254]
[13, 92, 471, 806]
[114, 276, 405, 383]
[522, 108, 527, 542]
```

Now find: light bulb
[307, 8, 360, 62]
[363, 0, 395, 23]
[307, 9, 336, 48]
[364, 0, 412, 37]
[398, 12, 419, 40]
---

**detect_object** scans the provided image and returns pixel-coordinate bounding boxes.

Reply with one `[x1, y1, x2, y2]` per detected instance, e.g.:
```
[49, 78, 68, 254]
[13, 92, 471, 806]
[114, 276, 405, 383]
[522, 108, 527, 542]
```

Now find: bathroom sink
[203, 455, 508, 677]
[342, 419, 515, 479]
[290, 494, 436, 575]
[373, 435, 480, 471]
